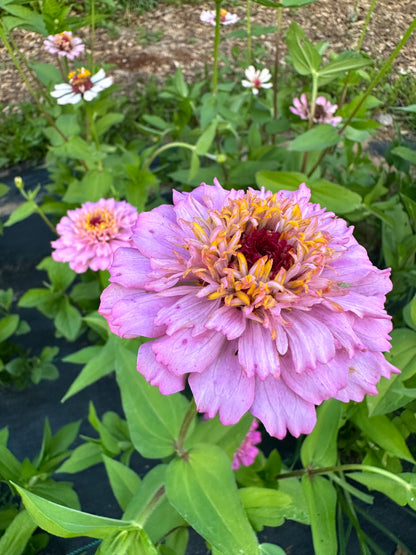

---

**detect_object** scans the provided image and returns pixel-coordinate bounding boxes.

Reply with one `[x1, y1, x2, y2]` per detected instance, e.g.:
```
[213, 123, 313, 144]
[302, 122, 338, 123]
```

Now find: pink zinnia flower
[99, 180, 398, 439]
[51, 199, 138, 273]
[200, 8, 239, 26]
[242, 66, 273, 95]
[43, 31, 84, 60]
[290, 93, 342, 126]
[51, 68, 113, 105]
[232, 420, 262, 470]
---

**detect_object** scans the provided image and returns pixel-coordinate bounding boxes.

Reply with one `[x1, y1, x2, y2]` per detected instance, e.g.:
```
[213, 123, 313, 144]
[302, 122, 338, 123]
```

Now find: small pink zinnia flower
[200, 8, 239, 26]
[290, 93, 342, 126]
[242, 66, 273, 95]
[232, 420, 262, 470]
[43, 31, 84, 60]
[99, 180, 398, 439]
[51, 199, 138, 273]
[51, 68, 113, 105]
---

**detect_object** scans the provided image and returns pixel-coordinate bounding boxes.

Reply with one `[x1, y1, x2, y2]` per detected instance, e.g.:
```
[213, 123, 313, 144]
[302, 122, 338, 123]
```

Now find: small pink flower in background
[290, 93, 342, 126]
[43, 31, 84, 60]
[99, 179, 398, 439]
[200, 8, 239, 26]
[242, 66, 273, 95]
[51, 199, 138, 273]
[50, 68, 113, 105]
[232, 420, 262, 470]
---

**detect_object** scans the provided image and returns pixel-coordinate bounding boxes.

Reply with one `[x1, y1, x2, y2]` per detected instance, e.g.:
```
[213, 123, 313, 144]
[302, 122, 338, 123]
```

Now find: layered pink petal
[205, 305, 247, 340]
[137, 342, 185, 394]
[238, 320, 280, 379]
[109, 247, 152, 288]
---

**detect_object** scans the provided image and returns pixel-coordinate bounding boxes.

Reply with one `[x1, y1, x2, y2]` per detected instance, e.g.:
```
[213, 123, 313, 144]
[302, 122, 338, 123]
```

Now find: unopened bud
[217, 154, 227, 164]
[14, 176, 24, 190]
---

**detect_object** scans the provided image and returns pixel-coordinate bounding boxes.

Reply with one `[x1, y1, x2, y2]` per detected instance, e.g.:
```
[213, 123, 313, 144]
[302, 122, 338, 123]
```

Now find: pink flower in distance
[290, 93, 342, 126]
[233, 420, 262, 470]
[51, 199, 138, 273]
[99, 180, 398, 439]
[200, 8, 239, 26]
[43, 31, 84, 60]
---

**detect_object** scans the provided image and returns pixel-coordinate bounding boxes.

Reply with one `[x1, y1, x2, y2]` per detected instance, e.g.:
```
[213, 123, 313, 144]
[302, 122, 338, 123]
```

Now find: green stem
[307, 14, 416, 178]
[135, 485, 166, 525]
[272, 6, 282, 121]
[212, 0, 222, 94]
[14, 178, 57, 234]
[90, 0, 96, 73]
[143, 141, 196, 172]
[356, 0, 378, 52]
[174, 398, 197, 458]
[277, 463, 415, 494]
[301, 74, 318, 173]
[246, 0, 252, 65]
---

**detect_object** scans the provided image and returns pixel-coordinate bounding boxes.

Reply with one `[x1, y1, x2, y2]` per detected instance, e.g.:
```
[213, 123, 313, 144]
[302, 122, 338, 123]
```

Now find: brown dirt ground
[0, 0, 415, 108]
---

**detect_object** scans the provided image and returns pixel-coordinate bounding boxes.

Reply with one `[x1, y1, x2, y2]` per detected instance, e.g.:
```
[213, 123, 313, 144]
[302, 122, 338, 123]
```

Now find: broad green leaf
[0, 445, 22, 480]
[4, 201, 37, 227]
[103, 455, 141, 512]
[239, 487, 292, 531]
[0, 4, 47, 33]
[0, 510, 37, 555]
[62, 340, 116, 401]
[95, 113, 125, 138]
[188, 413, 253, 459]
[259, 545, 287, 555]
[37, 256, 76, 291]
[318, 52, 370, 85]
[0, 314, 19, 342]
[301, 399, 342, 468]
[18, 288, 55, 308]
[391, 146, 416, 165]
[352, 403, 414, 463]
[348, 471, 416, 509]
[256, 171, 307, 191]
[115, 346, 189, 458]
[97, 528, 157, 555]
[288, 124, 340, 152]
[307, 179, 362, 214]
[13, 483, 134, 539]
[165, 444, 259, 555]
[64, 170, 113, 203]
[367, 328, 416, 416]
[123, 465, 185, 544]
[302, 475, 337, 555]
[57, 442, 102, 474]
[286, 22, 321, 76]
[55, 297, 82, 341]
[195, 119, 218, 155]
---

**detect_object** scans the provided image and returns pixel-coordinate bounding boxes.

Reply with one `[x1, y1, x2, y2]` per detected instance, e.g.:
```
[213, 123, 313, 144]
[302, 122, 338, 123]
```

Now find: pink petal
[109, 247, 152, 288]
[189, 340, 255, 425]
[132, 204, 179, 259]
[137, 342, 185, 394]
[334, 351, 388, 402]
[205, 305, 247, 340]
[353, 316, 392, 352]
[152, 328, 226, 375]
[238, 320, 280, 379]
[155, 293, 220, 336]
[251, 376, 316, 439]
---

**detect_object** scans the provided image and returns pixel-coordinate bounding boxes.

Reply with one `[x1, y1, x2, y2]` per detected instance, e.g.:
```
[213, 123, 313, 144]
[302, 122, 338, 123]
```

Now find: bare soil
[0, 0, 415, 107]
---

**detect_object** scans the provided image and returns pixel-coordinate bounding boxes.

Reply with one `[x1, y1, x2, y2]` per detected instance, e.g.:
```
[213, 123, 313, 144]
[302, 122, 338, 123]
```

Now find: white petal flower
[200, 8, 239, 26]
[242, 65, 273, 95]
[50, 68, 113, 105]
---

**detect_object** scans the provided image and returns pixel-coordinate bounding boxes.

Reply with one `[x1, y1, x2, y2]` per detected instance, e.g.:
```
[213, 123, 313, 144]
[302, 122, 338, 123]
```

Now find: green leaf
[391, 146, 416, 165]
[13, 483, 134, 539]
[0, 510, 37, 555]
[239, 487, 292, 531]
[318, 52, 370, 85]
[0, 4, 47, 33]
[57, 442, 103, 474]
[97, 528, 158, 555]
[301, 399, 342, 468]
[95, 113, 125, 138]
[55, 297, 82, 341]
[62, 340, 116, 401]
[115, 346, 189, 459]
[64, 170, 113, 203]
[307, 179, 362, 214]
[352, 403, 414, 463]
[367, 328, 416, 416]
[4, 201, 37, 227]
[103, 455, 141, 512]
[195, 119, 218, 155]
[37, 257, 76, 291]
[165, 444, 259, 555]
[0, 445, 22, 480]
[0, 314, 19, 342]
[18, 288, 55, 308]
[347, 471, 411, 507]
[288, 124, 340, 152]
[302, 475, 337, 555]
[256, 170, 307, 191]
[259, 544, 287, 555]
[285, 22, 321, 76]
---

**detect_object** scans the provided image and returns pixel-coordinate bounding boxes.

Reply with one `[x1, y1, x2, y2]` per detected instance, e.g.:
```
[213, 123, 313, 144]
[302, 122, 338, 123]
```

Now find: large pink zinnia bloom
[51, 199, 138, 273]
[99, 181, 398, 439]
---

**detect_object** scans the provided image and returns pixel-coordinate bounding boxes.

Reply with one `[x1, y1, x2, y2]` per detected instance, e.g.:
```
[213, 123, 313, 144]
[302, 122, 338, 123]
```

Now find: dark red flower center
[71, 75, 93, 94]
[239, 227, 293, 278]
[89, 215, 103, 227]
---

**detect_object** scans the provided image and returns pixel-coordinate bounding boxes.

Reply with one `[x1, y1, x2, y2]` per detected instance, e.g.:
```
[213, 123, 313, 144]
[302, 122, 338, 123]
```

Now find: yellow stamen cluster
[84, 208, 115, 234]
[68, 68, 91, 81]
[184, 190, 334, 325]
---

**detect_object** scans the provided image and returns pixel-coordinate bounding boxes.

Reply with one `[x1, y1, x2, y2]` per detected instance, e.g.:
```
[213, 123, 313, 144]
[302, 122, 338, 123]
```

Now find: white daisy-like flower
[200, 8, 239, 26]
[50, 68, 113, 105]
[241, 66, 273, 95]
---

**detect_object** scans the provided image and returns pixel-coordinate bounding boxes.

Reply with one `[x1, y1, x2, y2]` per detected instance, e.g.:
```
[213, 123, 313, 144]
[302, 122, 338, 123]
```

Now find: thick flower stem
[134, 485, 166, 525]
[307, 14, 416, 178]
[175, 398, 197, 458]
